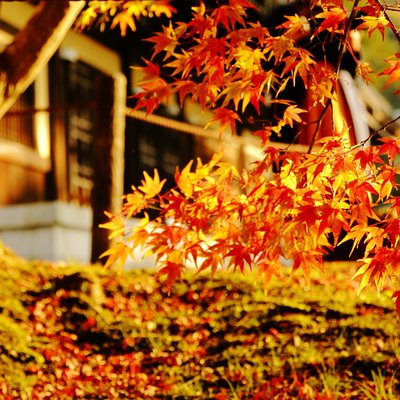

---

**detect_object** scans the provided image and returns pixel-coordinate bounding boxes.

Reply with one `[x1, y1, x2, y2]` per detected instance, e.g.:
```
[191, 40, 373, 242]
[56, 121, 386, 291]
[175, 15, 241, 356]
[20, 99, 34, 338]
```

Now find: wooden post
[48, 55, 69, 202]
[91, 73, 126, 264]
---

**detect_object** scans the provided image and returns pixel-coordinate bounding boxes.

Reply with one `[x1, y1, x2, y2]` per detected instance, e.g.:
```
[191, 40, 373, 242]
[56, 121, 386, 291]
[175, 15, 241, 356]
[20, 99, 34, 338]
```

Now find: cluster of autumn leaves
[101, 136, 400, 311]
[80, 1, 400, 311]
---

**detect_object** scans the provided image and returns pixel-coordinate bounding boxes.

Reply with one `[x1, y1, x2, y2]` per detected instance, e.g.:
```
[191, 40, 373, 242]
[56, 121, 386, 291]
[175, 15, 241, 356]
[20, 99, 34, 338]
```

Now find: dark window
[125, 117, 193, 196]
[64, 60, 100, 204]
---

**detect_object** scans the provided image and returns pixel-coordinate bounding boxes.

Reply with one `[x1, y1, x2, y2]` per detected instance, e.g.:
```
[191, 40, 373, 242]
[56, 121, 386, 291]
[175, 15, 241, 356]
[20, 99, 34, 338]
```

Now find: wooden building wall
[0, 158, 47, 204]
[0, 85, 50, 204]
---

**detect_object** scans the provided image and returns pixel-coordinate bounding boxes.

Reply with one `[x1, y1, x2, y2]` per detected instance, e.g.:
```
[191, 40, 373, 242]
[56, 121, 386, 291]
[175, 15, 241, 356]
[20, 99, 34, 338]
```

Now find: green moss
[0, 248, 399, 398]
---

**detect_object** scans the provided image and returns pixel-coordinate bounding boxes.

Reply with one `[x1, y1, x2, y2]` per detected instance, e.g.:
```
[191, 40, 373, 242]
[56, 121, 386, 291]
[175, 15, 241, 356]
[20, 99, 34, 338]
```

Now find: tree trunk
[0, 1, 85, 119]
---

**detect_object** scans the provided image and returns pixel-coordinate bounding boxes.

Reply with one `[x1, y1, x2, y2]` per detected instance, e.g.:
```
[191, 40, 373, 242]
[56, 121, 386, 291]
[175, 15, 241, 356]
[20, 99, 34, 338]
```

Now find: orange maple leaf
[138, 169, 166, 199]
[137, 59, 161, 82]
[283, 105, 307, 127]
[278, 14, 310, 37]
[314, 7, 347, 36]
[357, 62, 374, 85]
[378, 53, 400, 95]
[229, 0, 258, 11]
[206, 107, 242, 133]
[146, 21, 178, 59]
[291, 251, 323, 290]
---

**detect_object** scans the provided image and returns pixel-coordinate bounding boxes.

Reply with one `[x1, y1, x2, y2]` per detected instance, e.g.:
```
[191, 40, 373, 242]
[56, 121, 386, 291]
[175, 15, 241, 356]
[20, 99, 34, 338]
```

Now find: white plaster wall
[0, 201, 92, 263]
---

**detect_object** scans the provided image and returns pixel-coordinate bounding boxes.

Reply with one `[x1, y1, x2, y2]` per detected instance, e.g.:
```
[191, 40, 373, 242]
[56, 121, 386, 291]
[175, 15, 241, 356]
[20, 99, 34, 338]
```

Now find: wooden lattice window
[0, 84, 35, 147]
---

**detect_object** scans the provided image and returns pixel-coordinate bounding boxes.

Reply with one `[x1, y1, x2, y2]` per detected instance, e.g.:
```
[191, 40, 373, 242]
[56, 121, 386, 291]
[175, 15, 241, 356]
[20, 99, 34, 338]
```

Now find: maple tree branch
[307, 98, 332, 154]
[357, 114, 400, 148]
[308, 1, 361, 154]
[335, 0, 360, 76]
[375, 0, 400, 44]
[372, 114, 400, 137]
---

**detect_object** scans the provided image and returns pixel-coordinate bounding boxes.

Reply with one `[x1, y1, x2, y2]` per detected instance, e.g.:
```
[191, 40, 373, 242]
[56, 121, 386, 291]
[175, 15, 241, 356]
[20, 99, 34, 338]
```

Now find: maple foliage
[103, 136, 400, 293]
[76, 0, 176, 36]
[96, 1, 400, 310]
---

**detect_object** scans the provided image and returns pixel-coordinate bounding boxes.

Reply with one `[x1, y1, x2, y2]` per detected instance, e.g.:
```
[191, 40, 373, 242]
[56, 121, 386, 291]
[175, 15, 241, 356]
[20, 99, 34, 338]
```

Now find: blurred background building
[0, 1, 398, 263]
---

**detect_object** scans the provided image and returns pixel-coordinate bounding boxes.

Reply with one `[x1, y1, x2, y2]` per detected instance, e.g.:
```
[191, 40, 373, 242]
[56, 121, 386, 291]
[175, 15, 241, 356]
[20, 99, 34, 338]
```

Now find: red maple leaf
[377, 137, 400, 164]
[392, 291, 400, 315]
[158, 261, 182, 294]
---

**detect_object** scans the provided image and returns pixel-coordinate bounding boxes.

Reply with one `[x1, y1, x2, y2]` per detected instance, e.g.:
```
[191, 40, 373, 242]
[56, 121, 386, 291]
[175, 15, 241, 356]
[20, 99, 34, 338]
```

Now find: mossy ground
[0, 245, 399, 399]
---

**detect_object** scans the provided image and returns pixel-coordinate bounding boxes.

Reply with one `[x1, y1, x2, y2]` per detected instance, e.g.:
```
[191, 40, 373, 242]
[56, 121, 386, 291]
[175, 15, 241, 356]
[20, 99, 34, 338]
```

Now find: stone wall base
[0, 201, 92, 263]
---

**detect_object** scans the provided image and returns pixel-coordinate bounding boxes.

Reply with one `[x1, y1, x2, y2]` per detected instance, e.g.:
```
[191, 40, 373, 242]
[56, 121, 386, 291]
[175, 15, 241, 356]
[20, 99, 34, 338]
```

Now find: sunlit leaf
[138, 169, 166, 199]
[359, 13, 390, 40]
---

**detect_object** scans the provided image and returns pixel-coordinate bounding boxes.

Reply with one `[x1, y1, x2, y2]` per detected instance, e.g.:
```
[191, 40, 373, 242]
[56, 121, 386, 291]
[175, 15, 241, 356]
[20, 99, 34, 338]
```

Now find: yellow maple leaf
[359, 13, 390, 40]
[99, 211, 125, 240]
[235, 46, 265, 71]
[123, 190, 147, 217]
[100, 241, 132, 271]
[110, 10, 136, 35]
[380, 179, 393, 199]
[149, 4, 175, 18]
[76, 7, 98, 30]
[280, 161, 297, 191]
[176, 160, 194, 198]
[352, 260, 373, 295]
[138, 169, 166, 199]
[128, 213, 152, 248]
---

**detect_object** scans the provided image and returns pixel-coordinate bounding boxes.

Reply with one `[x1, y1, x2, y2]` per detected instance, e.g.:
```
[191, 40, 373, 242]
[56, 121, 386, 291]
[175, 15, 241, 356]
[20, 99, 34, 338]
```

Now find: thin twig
[373, 114, 400, 136]
[361, 114, 400, 146]
[375, 0, 400, 44]
[335, 0, 360, 75]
